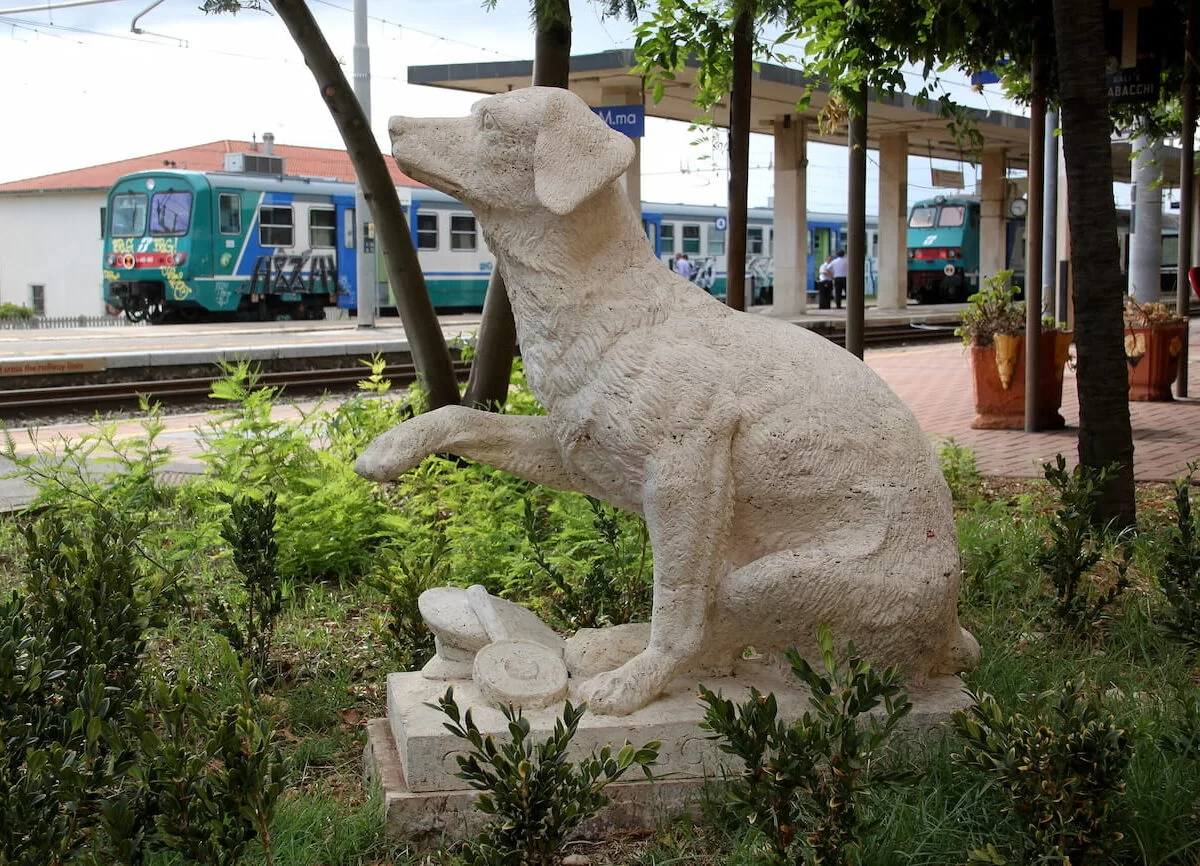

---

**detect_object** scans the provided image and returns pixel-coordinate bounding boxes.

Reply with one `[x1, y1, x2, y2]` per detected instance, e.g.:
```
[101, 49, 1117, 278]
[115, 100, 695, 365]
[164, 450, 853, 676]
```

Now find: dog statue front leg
[355, 406, 582, 492]
[579, 439, 733, 715]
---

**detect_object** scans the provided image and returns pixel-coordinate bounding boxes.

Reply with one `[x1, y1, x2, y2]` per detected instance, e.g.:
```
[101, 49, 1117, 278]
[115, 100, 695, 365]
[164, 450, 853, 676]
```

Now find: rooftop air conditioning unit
[223, 153, 286, 175]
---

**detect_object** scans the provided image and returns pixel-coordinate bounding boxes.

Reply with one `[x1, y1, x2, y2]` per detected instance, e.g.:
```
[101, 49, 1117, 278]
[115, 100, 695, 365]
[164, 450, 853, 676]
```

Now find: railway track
[0, 324, 956, 418]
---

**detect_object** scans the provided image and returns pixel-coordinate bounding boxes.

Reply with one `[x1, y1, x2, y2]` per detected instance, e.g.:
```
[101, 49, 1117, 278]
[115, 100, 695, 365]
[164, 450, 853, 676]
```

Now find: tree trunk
[725, 6, 753, 312]
[268, 0, 460, 408]
[463, 0, 572, 408]
[1051, 0, 1136, 527]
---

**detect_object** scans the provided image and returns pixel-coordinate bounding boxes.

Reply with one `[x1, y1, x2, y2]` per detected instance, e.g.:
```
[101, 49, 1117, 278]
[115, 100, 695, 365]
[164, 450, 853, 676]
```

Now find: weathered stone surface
[386, 666, 972, 794]
[564, 623, 651, 679]
[369, 668, 973, 846]
[358, 86, 979, 717]
[473, 639, 569, 710]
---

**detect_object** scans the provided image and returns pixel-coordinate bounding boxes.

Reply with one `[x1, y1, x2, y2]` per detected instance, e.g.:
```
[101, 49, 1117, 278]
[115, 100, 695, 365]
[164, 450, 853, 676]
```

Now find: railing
[0, 315, 145, 330]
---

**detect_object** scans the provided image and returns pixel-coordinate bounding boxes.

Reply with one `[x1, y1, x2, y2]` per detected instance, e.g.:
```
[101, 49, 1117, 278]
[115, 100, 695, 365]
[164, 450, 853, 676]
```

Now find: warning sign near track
[0, 358, 107, 377]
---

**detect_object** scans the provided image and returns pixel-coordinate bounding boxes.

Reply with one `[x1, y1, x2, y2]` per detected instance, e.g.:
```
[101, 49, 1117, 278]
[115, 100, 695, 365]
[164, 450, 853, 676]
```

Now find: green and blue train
[102, 167, 880, 322]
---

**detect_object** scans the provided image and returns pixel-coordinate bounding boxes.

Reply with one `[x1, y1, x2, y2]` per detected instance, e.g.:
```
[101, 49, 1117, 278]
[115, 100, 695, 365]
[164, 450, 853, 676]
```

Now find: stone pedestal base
[363, 662, 974, 849]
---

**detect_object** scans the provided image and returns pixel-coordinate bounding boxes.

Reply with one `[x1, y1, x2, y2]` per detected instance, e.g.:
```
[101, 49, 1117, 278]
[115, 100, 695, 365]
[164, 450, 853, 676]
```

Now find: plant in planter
[956, 271, 1073, 430]
[1123, 297, 1188, 401]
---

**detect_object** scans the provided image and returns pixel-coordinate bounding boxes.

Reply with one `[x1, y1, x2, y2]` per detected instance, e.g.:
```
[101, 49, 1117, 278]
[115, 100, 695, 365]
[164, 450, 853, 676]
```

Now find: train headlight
[172, 252, 188, 266]
[907, 249, 916, 260]
[105, 253, 118, 267]
[948, 248, 961, 259]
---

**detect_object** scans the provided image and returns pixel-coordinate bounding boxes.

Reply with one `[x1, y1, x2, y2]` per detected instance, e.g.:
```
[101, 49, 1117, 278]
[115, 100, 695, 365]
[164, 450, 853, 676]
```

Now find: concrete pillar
[1129, 136, 1163, 302]
[601, 86, 643, 214]
[772, 115, 808, 314]
[876, 132, 908, 310]
[1042, 111, 1059, 303]
[1056, 134, 1073, 327]
[979, 148, 1007, 283]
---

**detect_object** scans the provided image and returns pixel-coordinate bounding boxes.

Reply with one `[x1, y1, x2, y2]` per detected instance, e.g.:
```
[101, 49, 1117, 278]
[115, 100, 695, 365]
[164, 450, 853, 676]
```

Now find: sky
[0, 0, 1108, 213]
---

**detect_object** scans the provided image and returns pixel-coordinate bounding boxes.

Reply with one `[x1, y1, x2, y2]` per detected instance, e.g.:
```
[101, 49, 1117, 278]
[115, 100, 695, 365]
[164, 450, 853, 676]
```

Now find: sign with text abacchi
[1104, 0, 1167, 104]
[592, 104, 645, 139]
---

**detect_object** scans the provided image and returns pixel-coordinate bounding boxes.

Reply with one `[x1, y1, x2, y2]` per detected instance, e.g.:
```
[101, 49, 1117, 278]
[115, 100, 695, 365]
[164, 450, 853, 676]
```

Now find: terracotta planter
[969, 331, 1073, 430]
[1125, 322, 1187, 401]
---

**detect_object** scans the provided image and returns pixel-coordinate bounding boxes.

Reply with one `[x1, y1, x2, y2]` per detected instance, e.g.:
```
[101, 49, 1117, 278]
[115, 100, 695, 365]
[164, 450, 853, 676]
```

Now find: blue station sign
[592, 104, 645, 138]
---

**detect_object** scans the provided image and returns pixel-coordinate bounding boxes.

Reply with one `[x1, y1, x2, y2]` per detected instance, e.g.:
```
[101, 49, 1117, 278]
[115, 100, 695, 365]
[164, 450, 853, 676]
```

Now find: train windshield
[937, 205, 966, 227]
[150, 191, 193, 236]
[909, 205, 937, 228]
[110, 193, 148, 237]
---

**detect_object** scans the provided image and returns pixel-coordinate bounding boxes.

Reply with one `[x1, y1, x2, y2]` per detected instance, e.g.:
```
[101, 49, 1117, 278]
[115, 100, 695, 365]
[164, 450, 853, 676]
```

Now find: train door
[335, 195, 357, 310]
[642, 212, 663, 258]
[809, 225, 839, 292]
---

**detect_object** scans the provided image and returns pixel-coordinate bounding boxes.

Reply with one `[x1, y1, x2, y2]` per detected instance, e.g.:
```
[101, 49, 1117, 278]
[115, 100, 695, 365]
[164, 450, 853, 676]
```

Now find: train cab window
[707, 224, 725, 256]
[661, 223, 676, 254]
[682, 224, 701, 254]
[450, 214, 477, 251]
[309, 208, 337, 248]
[218, 193, 242, 235]
[150, 191, 192, 235]
[259, 206, 294, 247]
[937, 205, 966, 227]
[110, 193, 147, 237]
[417, 213, 438, 250]
[1162, 233, 1179, 268]
[748, 227, 764, 255]
[908, 205, 937, 228]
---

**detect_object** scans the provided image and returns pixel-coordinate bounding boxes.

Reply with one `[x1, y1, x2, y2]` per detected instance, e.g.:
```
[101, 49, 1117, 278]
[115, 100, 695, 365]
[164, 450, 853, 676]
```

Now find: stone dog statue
[356, 86, 979, 716]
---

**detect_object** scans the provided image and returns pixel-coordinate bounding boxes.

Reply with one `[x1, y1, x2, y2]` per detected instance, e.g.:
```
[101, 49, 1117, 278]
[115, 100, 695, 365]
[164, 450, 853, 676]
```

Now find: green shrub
[1038, 456, 1131, 632]
[0, 302, 34, 320]
[700, 625, 914, 866]
[1156, 464, 1200, 653]
[370, 531, 449, 670]
[210, 491, 285, 676]
[435, 687, 659, 866]
[523, 495, 652, 630]
[952, 676, 1133, 864]
[938, 438, 984, 507]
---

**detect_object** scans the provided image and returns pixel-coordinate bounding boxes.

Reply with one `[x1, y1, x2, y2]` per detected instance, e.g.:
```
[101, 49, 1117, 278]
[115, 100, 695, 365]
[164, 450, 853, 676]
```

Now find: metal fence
[0, 315, 145, 330]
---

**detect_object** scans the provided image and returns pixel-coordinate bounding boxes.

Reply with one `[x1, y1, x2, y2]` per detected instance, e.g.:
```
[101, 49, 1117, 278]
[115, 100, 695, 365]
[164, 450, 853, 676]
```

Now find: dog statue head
[390, 87, 635, 218]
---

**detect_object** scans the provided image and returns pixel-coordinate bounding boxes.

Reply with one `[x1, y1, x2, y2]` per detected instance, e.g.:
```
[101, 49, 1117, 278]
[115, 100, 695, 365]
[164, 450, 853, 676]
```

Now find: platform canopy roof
[408, 49, 1179, 186]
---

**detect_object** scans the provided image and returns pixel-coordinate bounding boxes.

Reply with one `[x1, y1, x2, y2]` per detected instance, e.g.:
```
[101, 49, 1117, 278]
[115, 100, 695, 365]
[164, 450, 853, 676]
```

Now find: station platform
[0, 305, 1196, 511]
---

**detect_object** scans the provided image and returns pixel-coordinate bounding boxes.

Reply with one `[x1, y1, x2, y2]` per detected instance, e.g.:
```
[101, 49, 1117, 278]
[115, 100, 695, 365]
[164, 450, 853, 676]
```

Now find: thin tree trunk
[726, 6, 753, 312]
[463, 0, 572, 408]
[1051, 0, 1136, 527]
[268, 0, 460, 408]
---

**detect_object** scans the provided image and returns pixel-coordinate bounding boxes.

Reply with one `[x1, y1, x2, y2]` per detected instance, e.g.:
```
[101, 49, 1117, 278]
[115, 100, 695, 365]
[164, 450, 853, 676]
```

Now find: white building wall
[0, 191, 107, 317]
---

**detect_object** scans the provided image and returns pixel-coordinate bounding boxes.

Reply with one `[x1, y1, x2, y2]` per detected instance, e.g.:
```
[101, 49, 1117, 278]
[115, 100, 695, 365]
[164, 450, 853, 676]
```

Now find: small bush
[0, 302, 33, 320]
[700, 624, 914, 866]
[952, 676, 1133, 865]
[939, 438, 984, 506]
[1156, 464, 1200, 653]
[1038, 455, 1131, 632]
[434, 687, 659, 866]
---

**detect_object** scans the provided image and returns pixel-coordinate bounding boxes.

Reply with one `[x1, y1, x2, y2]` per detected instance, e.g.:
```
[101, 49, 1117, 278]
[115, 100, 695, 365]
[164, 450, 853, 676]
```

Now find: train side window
[111, 193, 147, 237]
[259, 206, 294, 247]
[707, 224, 725, 256]
[309, 207, 337, 247]
[769, 227, 774, 256]
[218, 193, 242, 235]
[345, 208, 355, 248]
[682, 224, 701, 254]
[450, 214, 477, 251]
[747, 227, 764, 255]
[661, 223, 675, 254]
[99, 206, 107, 239]
[417, 213, 439, 250]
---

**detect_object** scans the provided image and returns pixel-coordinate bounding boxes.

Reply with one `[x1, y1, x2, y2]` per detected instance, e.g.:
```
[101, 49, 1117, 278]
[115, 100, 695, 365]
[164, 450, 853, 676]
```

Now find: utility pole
[353, 0, 376, 328]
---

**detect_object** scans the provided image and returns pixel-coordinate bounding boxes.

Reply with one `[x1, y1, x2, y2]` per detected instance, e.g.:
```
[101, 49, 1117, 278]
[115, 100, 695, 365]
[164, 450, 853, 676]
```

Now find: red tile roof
[0, 139, 425, 193]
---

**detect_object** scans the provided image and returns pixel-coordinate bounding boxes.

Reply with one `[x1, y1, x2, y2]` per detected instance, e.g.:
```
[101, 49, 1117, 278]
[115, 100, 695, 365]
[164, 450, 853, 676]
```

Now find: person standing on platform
[674, 252, 695, 281]
[816, 254, 835, 309]
[831, 249, 849, 309]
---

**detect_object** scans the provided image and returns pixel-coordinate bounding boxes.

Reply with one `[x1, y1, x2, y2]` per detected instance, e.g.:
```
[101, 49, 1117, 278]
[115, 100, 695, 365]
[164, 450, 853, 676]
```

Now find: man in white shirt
[673, 253, 694, 281]
[817, 255, 835, 309]
[830, 249, 849, 309]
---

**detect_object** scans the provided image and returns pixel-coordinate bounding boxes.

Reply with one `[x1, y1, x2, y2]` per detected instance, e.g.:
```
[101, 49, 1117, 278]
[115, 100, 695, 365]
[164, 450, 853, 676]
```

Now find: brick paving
[866, 332, 1200, 481]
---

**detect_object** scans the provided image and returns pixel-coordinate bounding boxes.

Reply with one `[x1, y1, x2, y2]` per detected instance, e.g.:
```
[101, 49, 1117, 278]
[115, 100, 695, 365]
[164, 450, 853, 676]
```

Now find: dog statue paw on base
[356, 86, 979, 717]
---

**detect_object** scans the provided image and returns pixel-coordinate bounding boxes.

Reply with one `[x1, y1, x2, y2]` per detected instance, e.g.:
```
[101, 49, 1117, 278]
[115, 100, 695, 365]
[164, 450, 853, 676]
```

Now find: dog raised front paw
[354, 423, 430, 482]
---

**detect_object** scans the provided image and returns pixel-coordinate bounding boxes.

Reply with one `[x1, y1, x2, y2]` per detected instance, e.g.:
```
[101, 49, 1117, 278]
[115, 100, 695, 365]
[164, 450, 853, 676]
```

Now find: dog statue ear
[534, 89, 636, 216]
